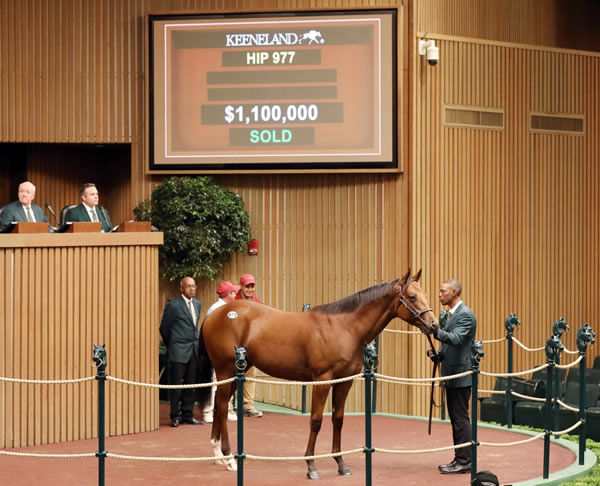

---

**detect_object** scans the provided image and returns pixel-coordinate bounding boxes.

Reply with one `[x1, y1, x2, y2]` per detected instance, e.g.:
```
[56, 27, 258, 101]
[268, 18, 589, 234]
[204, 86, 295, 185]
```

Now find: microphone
[45, 202, 60, 227]
[99, 206, 112, 232]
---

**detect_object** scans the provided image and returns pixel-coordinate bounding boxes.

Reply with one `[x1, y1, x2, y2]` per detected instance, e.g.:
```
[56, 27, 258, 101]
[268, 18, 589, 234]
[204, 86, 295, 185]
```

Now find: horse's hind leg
[211, 380, 237, 471]
[305, 384, 331, 480]
[331, 381, 353, 476]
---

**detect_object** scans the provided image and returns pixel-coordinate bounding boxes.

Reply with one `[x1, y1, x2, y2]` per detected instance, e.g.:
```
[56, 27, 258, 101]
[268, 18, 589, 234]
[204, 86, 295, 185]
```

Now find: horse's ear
[413, 269, 422, 282]
[398, 269, 410, 289]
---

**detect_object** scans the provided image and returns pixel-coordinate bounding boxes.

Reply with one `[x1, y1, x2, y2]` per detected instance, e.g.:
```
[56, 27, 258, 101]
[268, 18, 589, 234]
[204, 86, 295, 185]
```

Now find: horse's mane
[309, 279, 400, 314]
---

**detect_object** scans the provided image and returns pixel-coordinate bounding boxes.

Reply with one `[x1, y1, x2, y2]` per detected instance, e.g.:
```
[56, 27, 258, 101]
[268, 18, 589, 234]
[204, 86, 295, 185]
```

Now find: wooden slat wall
[1, 0, 599, 426]
[0, 235, 161, 448]
[410, 36, 600, 414]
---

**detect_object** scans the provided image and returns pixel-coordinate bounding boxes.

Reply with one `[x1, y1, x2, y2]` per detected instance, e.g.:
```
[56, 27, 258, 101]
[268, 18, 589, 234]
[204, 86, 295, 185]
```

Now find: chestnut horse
[196, 269, 438, 479]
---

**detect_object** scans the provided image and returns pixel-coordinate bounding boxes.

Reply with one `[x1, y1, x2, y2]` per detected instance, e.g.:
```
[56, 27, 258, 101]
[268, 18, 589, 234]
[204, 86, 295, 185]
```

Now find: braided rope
[511, 337, 545, 352]
[374, 370, 473, 384]
[562, 347, 579, 355]
[511, 391, 546, 403]
[374, 441, 471, 454]
[107, 452, 233, 462]
[556, 355, 583, 368]
[554, 420, 583, 435]
[106, 376, 235, 389]
[0, 376, 96, 384]
[374, 377, 432, 387]
[0, 450, 95, 458]
[246, 448, 364, 462]
[479, 431, 545, 447]
[481, 337, 506, 344]
[556, 400, 580, 413]
[478, 389, 505, 395]
[480, 363, 549, 378]
[249, 374, 362, 387]
[383, 329, 421, 334]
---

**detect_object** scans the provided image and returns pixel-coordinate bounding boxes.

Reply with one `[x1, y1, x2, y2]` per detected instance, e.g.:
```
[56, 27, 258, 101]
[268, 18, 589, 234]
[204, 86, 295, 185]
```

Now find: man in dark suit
[159, 276, 203, 427]
[428, 278, 477, 474]
[64, 183, 113, 232]
[1, 181, 48, 229]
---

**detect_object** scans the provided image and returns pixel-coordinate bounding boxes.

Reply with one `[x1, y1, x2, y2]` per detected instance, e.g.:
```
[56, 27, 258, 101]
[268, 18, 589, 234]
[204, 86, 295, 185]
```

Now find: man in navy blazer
[159, 277, 203, 427]
[1, 181, 48, 230]
[64, 183, 113, 232]
[428, 278, 477, 474]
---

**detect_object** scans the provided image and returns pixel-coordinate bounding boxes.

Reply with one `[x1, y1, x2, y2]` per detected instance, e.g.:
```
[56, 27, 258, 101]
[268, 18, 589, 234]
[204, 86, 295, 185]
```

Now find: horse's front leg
[331, 380, 353, 476]
[305, 384, 331, 480]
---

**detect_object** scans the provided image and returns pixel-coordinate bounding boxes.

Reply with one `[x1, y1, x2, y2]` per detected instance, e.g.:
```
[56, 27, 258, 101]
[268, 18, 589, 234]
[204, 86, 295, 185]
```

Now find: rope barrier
[480, 363, 549, 378]
[556, 355, 583, 368]
[0, 450, 96, 458]
[481, 337, 506, 344]
[106, 376, 235, 388]
[479, 431, 546, 447]
[249, 374, 362, 387]
[374, 442, 471, 454]
[383, 329, 421, 334]
[246, 448, 364, 462]
[106, 452, 233, 462]
[511, 336, 545, 352]
[511, 391, 546, 403]
[374, 370, 473, 384]
[0, 376, 96, 384]
[556, 400, 580, 413]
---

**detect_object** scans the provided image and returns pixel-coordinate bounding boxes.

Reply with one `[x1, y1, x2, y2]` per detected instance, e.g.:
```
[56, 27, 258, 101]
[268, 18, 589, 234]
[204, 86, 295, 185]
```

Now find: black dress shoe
[438, 459, 458, 471]
[170, 417, 181, 428]
[181, 417, 203, 425]
[439, 462, 471, 474]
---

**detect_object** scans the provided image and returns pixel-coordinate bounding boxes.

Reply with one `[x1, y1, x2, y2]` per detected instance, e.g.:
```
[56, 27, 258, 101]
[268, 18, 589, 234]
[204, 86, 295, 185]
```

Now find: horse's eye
[408, 294, 417, 302]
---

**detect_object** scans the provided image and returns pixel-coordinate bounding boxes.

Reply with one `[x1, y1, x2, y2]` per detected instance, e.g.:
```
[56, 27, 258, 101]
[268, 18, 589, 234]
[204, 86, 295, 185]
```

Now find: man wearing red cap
[203, 281, 241, 423]
[235, 273, 263, 417]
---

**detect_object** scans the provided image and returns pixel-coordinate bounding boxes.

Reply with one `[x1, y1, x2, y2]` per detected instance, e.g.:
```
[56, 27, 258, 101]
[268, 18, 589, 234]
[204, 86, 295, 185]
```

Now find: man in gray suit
[428, 278, 477, 474]
[159, 277, 203, 427]
[1, 181, 48, 229]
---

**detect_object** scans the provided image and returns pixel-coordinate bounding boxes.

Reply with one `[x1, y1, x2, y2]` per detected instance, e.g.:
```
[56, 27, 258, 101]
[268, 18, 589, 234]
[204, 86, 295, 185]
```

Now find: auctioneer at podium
[63, 182, 113, 232]
[0, 181, 49, 231]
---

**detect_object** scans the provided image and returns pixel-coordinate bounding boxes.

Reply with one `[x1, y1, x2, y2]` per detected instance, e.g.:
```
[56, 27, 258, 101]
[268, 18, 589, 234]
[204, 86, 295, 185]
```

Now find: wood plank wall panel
[415, 0, 600, 52]
[0, 240, 160, 448]
[411, 34, 600, 415]
[1, 0, 600, 425]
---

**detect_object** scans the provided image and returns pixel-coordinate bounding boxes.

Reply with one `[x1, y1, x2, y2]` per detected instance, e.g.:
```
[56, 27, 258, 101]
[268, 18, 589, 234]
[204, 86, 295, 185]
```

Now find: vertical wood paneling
[0, 236, 161, 448]
[1, 0, 599, 427]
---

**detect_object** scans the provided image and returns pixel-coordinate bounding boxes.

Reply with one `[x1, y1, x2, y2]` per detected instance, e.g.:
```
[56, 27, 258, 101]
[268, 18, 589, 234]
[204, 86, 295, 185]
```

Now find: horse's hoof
[338, 466, 352, 476]
[306, 470, 321, 480]
[226, 458, 237, 471]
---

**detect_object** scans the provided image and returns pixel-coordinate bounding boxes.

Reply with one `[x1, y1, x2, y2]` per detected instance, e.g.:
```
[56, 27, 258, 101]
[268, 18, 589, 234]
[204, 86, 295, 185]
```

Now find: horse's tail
[195, 323, 213, 411]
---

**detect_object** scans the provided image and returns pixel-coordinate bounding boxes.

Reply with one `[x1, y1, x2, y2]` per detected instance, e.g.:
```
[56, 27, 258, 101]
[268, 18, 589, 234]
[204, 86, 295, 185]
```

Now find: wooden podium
[115, 221, 151, 232]
[10, 222, 49, 233]
[65, 221, 102, 233]
[0, 231, 163, 448]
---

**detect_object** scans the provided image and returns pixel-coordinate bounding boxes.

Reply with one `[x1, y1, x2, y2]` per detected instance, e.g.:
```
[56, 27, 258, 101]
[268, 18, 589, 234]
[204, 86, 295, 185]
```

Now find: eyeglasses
[243, 284, 255, 288]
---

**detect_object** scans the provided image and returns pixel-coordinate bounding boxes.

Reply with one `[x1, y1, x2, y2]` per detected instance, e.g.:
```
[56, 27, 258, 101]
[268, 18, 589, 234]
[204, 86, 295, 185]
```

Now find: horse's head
[577, 323, 596, 353]
[471, 340, 485, 365]
[393, 269, 438, 335]
[504, 313, 521, 334]
[92, 344, 107, 369]
[552, 317, 569, 337]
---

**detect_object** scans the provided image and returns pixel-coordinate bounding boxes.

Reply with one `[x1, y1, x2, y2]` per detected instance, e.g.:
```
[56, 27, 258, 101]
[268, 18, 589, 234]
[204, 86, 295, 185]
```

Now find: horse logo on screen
[299, 30, 324, 45]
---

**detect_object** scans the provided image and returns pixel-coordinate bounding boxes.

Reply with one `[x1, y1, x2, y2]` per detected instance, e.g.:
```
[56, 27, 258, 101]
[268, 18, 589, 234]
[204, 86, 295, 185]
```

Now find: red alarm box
[248, 239, 259, 255]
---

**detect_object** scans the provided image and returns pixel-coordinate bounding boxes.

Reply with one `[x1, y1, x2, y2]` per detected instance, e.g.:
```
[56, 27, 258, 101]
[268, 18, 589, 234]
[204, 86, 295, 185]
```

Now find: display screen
[148, 10, 397, 172]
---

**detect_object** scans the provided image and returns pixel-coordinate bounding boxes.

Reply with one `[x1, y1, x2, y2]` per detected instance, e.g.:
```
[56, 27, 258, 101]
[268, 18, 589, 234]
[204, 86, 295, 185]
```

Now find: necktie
[188, 300, 196, 323]
[90, 209, 99, 222]
[25, 206, 34, 222]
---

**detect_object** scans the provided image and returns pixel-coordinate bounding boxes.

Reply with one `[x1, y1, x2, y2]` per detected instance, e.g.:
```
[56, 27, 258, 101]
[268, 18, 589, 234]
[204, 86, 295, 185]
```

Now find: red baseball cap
[239, 273, 256, 286]
[217, 281, 241, 297]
